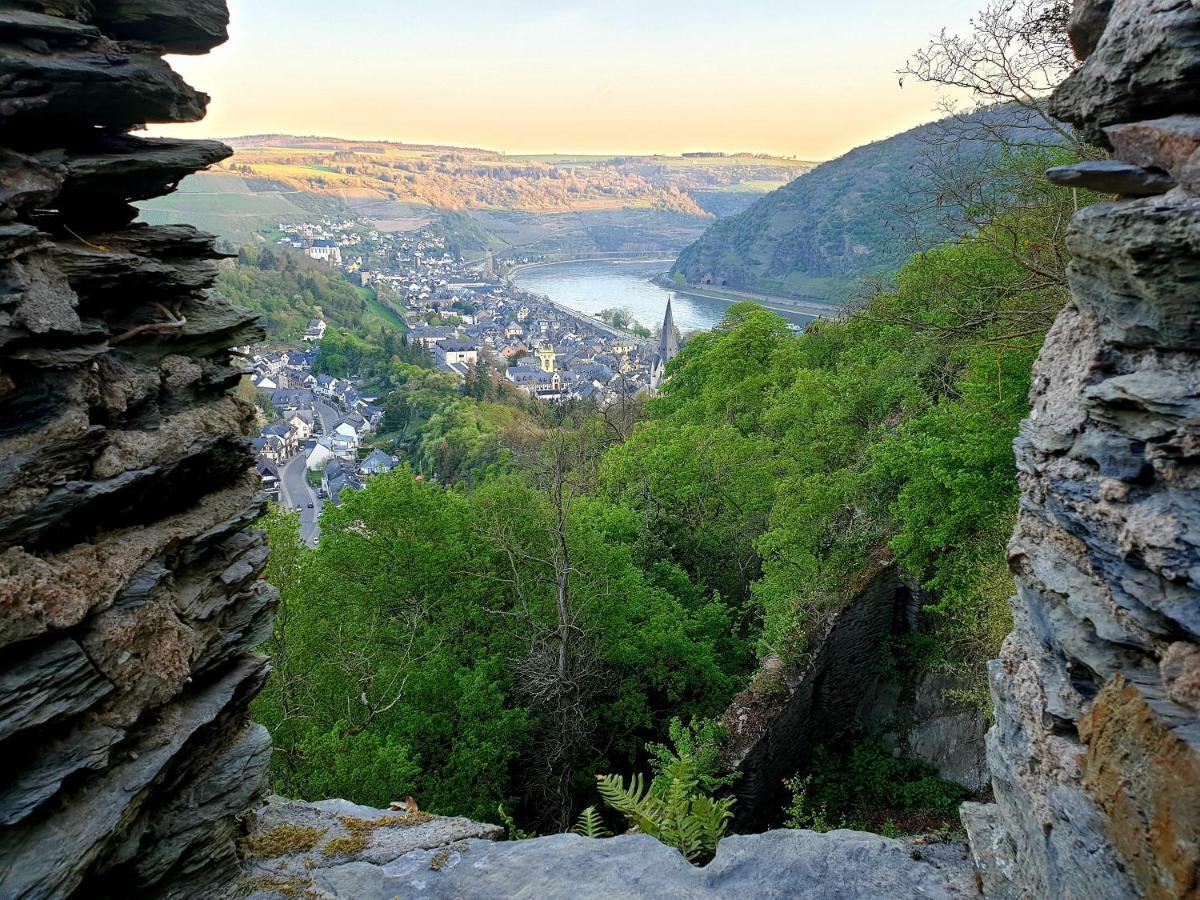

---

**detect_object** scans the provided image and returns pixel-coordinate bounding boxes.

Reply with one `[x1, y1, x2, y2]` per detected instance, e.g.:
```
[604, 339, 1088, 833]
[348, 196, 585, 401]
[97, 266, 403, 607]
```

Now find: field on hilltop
[210, 139, 814, 216]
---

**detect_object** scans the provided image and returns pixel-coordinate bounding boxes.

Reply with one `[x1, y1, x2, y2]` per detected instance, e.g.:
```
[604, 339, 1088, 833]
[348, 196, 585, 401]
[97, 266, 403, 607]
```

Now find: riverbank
[505, 254, 678, 279]
[653, 276, 844, 321]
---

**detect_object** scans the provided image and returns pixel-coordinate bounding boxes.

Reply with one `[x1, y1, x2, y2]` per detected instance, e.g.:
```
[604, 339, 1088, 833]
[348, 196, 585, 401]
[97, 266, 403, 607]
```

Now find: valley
[8, 2, 1197, 897]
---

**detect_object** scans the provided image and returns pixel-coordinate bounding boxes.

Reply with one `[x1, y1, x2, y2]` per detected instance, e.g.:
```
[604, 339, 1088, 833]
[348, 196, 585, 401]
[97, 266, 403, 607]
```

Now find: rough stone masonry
[962, 1, 1200, 898]
[0, 1, 277, 896]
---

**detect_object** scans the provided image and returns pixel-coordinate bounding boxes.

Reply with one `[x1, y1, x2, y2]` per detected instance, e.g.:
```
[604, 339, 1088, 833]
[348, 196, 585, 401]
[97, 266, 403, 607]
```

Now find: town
[247, 217, 679, 542]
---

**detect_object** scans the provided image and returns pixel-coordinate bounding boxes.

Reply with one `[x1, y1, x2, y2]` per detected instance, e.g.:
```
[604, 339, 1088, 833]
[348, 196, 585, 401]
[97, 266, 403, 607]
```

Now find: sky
[155, 0, 981, 160]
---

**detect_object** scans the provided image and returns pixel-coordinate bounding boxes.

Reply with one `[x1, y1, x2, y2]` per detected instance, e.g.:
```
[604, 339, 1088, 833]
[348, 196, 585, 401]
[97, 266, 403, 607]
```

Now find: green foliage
[217, 245, 387, 341]
[595, 719, 736, 863]
[597, 759, 735, 863]
[312, 329, 430, 381]
[784, 743, 967, 835]
[255, 466, 747, 828]
[646, 718, 738, 795]
[671, 105, 1073, 302]
[572, 806, 611, 839]
[498, 805, 537, 841]
[254, 141, 1087, 838]
[612, 153, 1079, 684]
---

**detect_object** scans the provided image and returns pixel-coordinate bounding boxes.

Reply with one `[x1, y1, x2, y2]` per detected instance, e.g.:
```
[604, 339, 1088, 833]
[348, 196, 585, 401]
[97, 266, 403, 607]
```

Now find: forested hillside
[250, 0, 1101, 848]
[671, 105, 1070, 301]
[215, 246, 401, 342]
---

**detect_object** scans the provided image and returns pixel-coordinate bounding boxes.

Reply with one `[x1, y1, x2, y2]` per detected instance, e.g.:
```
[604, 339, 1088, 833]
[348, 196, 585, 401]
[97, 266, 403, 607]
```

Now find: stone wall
[961, 2, 1200, 897]
[719, 566, 989, 831]
[0, 2, 277, 897]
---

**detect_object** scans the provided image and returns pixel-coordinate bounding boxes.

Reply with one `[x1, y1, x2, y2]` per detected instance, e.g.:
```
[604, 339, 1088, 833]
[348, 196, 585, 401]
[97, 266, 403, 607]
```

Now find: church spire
[649, 296, 679, 397]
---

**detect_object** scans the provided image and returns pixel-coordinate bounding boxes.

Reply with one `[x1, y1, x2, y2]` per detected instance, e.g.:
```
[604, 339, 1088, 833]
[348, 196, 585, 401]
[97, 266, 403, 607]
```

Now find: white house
[287, 411, 315, 441]
[435, 339, 479, 367]
[304, 240, 342, 266]
[302, 319, 327, 342]
[306, 436, 335, 471]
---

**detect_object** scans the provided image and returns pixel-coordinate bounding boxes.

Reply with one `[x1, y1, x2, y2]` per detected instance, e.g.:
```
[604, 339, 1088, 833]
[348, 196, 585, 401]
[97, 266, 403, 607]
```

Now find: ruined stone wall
[0, 2, 277, 896]
[962, 2, 1200, 897]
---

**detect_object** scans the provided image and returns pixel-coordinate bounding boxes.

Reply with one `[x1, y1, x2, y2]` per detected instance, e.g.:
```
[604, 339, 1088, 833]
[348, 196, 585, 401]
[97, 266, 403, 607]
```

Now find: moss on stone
[240, 824, 326, 858]
[429, 850, 452, 871]
[321, 812, 436, 858]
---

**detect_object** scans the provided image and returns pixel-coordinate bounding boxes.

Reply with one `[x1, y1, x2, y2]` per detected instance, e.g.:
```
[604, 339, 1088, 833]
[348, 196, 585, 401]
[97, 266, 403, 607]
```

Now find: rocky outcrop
[720, 566, 988, 830]
[242, 795, 978, 900]
[0, 2, 274, 896]
[962, 2, 1200, 897]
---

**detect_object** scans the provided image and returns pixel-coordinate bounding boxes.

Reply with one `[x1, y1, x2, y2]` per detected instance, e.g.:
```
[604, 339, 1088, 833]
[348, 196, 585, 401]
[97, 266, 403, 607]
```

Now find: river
[510, 259, 815, 334]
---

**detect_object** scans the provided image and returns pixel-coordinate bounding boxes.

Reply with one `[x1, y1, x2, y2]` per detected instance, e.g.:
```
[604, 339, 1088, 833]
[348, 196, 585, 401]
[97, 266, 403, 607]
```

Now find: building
[256, 460, 280, 499]
[435, 339, 479, 368]
[649, 297, 679, 397]
[359, 449, 397, 477]
[302, 319, 327, 342]
[304, 240, 342, 266]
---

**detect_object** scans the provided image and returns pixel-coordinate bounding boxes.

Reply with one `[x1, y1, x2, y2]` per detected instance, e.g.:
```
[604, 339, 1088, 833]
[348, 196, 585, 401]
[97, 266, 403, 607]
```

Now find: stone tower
[649, 296, 678, 396]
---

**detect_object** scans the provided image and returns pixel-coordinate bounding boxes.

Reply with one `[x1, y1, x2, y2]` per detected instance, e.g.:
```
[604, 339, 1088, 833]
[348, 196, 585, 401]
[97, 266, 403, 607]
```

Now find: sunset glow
[156, 0, 979, 158]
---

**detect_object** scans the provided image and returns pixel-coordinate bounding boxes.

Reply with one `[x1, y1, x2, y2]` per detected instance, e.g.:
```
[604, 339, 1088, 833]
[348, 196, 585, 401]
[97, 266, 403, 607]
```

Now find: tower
[649, 297, 679, 396]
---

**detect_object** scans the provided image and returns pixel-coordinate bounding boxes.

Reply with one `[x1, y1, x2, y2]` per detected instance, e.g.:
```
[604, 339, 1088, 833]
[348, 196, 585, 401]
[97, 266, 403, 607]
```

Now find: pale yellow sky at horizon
[153, 0, 982, 161]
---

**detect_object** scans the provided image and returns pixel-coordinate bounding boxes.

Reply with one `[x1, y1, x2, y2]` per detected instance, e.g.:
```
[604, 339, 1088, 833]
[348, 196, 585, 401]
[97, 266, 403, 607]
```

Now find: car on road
[307, 503, 314, 509]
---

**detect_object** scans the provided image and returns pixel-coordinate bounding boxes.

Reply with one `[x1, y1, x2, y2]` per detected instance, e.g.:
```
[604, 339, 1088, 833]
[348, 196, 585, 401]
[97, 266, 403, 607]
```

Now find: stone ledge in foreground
[241, 799, 978, 900]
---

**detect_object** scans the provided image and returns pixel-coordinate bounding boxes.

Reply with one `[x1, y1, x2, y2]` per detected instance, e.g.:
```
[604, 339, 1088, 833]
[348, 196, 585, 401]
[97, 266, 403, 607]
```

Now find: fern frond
[572, 806, 611, 839]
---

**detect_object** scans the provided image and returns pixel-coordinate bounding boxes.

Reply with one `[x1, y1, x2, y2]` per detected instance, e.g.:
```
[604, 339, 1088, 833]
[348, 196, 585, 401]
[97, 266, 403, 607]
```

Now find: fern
[572, 806, 612, 839]
[596, 757, 735, 863]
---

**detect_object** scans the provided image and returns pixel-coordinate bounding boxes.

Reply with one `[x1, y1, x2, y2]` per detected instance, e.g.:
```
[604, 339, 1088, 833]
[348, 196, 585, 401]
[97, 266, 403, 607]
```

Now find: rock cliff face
[961, 2, 1200, 897]
[719, 567, 988, 832]
[0, 2, 276, 897]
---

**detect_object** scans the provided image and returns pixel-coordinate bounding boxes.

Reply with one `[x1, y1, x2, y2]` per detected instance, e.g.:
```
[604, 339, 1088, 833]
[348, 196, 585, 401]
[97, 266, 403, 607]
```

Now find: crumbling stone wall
[0, 2, 277, 897]
[962, 2, 1200, 897]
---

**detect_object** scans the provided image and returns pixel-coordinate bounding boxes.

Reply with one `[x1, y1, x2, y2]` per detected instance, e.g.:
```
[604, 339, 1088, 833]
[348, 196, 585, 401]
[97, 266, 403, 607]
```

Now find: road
[314, 400, 340, 434]
[278, 453, 320, 546]
[543, 299, 649, 343]
[669, 282, 843, 321]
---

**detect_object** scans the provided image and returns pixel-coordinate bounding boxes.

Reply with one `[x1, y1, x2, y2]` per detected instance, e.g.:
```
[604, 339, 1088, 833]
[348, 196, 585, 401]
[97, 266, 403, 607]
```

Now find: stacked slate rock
[0, 1, 277, 897]
[962, 1, 1200, 898]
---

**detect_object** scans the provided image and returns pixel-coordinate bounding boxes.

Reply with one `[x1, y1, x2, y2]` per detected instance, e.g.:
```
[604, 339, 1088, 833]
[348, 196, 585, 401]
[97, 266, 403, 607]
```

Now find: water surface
[511, 259, 814, 333]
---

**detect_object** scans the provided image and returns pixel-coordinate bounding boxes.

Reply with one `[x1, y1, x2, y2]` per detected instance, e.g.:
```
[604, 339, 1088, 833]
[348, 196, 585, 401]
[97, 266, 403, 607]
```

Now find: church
[649, 296, 679, 397]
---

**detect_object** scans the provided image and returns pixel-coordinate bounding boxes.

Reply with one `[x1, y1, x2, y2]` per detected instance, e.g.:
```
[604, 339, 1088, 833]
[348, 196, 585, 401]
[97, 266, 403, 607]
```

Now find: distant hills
[136, 136, 816, 250]
[671, 105, 1061, 302]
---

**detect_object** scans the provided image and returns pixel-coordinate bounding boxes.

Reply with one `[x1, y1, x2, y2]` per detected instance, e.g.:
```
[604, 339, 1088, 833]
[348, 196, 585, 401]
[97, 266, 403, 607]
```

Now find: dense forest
[252, 0, 1095, 847]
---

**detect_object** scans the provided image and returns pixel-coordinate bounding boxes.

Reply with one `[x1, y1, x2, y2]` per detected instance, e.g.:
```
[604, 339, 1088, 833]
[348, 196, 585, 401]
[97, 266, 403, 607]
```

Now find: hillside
[136, 137, 814, 249]
[671, 105, 1062, 302]
[215, 245, 402, 342]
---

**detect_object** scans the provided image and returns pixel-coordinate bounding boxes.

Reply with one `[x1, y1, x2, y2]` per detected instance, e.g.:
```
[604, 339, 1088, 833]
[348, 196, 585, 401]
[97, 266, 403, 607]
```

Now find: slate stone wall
[962, 2, 1200, 897]
[0, 3, 276, 896]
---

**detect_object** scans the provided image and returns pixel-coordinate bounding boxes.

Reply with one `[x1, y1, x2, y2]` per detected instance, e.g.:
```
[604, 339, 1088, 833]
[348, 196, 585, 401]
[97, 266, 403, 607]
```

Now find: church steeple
[649, 296, 679, 397]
